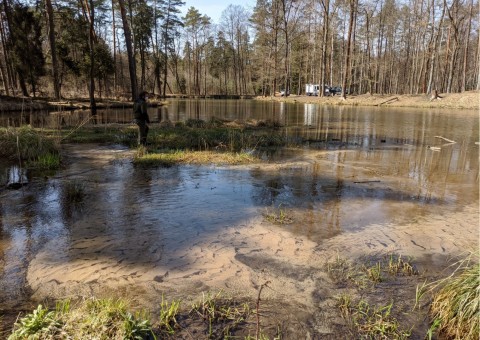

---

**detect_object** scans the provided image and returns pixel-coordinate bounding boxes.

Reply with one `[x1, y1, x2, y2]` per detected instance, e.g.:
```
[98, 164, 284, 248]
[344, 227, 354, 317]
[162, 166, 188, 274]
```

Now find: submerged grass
[335, 295, 411, 339]
[263, 205, 294, 224]
[190, 290, 251, 338]
[351, 300, 411, 339]
[63, 180, 85, 203]
[330, 254, 421, 338]
[326, 253, 419, 289]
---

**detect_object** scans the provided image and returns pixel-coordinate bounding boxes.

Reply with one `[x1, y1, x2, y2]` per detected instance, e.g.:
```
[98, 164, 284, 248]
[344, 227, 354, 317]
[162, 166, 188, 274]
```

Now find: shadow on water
[0, 100, 478, 333]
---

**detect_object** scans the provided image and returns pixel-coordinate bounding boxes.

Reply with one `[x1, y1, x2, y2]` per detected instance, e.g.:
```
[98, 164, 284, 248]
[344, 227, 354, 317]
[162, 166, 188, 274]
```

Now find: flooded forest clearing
[0, 99, 478, 338]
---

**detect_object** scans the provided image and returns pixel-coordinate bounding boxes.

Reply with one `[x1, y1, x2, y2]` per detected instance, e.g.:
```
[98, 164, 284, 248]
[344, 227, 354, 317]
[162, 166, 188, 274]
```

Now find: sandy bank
[256, 90, 480, 110]
[1, 91, 478, 112]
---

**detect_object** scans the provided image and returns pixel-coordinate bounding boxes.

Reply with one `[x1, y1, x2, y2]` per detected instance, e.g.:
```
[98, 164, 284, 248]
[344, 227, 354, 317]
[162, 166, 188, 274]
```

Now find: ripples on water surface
[0, 99, 478, 311]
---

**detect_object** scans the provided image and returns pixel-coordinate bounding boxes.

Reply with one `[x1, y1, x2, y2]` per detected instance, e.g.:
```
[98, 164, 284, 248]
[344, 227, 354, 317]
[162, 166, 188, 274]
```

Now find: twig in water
[434, 136, 456, 144]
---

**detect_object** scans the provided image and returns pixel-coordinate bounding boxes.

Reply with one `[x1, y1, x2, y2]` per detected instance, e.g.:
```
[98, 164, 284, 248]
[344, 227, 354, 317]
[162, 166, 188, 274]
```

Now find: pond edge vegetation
[4, 253, 478, 339]
[1, 118, 290, 171]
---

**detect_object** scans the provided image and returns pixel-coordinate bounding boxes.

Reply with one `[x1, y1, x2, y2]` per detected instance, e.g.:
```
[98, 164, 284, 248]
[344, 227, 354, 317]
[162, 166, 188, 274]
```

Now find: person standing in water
[133, 91, 150, 146]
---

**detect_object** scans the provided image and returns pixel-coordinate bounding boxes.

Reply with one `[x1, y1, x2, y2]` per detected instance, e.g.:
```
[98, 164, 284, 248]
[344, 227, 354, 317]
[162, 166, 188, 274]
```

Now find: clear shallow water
[0, 100, 478, 326]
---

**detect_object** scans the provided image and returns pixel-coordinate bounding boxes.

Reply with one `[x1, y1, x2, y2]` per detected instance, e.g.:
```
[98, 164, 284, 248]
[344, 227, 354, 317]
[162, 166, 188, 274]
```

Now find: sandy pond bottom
[1, 143, 478, 338]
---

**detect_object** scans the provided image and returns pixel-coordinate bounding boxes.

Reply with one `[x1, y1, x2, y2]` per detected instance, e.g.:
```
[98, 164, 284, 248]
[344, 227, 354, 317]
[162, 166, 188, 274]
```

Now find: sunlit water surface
[0, 99, 478, 319]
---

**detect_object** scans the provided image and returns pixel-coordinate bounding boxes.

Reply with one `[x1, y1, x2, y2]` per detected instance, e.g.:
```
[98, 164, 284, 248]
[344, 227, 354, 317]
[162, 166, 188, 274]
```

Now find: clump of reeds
[29, 152, 61, 170]
[430, 262, 479, 339]
[63, 180, 85, 203]
[0, 126, 59, 162]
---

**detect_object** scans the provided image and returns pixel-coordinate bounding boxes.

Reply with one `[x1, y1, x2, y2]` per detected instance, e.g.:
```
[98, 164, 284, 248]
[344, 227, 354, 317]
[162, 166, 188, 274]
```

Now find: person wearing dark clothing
[133, 91, 150, 146]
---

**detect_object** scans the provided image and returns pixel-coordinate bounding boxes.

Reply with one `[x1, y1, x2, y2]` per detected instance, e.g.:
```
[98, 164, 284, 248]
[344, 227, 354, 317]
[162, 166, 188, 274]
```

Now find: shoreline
[255, 90, 480, 110]
[0, 90, 478, 112]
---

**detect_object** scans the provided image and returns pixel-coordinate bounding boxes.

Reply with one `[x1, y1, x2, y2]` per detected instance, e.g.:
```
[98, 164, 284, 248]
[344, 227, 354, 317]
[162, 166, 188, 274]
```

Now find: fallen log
[377, 97, 399, 106]
[430, 89, 443, 101]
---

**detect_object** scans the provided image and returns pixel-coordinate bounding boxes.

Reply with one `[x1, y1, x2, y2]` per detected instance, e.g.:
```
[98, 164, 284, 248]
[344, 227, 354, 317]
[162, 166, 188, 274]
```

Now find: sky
[181, 0, 257, 24]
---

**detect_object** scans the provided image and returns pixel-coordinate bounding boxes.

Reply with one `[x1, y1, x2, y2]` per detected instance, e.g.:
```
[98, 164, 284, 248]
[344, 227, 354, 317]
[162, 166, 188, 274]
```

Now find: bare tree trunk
[2, 0, 27, 95]
[45, 0, 60, 99]
[461, 0, 472, 92]
[445, 0, 464, 93]
[162, 7, 170, 98]
[341, 0, 356, 99]
[81, 0, 97, 114]
[112, 0, 117, 95]
[364, 9, 372, 93]
[118, 0, 137, 100]
[426, 0, 445, 95]
[477, 31, 480, 90]
[0, 16, 10, 96]
[320, 0, 329, 96]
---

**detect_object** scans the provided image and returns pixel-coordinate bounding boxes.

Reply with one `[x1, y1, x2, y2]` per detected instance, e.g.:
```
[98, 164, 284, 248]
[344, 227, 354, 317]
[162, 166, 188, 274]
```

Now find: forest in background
[0, 0, 478, 104]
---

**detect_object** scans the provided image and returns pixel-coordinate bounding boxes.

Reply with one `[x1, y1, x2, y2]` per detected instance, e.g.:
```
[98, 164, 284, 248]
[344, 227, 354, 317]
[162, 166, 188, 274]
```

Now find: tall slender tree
[117, 0, 137, 100]
[45, 0, 60, 99]
[158, 0, 184, 97]
[341, 0, 356, 99]
[8, 3, 45, 97]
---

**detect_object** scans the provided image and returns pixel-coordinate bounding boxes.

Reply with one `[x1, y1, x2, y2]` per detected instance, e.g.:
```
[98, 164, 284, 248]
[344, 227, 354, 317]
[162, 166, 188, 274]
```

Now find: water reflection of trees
[247, 105, 478, 240]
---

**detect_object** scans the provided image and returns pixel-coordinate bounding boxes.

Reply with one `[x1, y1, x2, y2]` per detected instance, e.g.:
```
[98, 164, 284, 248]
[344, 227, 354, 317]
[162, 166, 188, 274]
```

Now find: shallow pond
[0, 100, 478, 334]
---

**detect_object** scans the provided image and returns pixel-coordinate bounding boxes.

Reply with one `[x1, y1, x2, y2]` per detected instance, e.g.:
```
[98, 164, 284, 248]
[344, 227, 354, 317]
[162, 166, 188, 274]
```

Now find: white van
[305, 84, 330, 96]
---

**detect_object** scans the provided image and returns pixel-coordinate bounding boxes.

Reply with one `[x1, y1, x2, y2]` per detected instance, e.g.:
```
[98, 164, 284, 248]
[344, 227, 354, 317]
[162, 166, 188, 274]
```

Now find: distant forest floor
[0, 90, 478, 111]
[259, 90, 480, 110]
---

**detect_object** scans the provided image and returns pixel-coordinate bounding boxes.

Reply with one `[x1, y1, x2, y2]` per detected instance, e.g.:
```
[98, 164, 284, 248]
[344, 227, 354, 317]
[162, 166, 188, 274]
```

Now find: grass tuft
[158, 295, 180, 334]
[387, 254, 417, 276]
[9, 298, 155, 339]
[63, 180, 85, 203]
[263, 205, 293, 224]
[8, 305, 62, 339]
[190, 291, 251, 338]
[134, 149, 257, 167]
[337, 298, 411, 339]
[430, 263, 479, 339]
[364, 262, 383, 283]
[28, 152, 61, 170]
[0, 126, 59, 163]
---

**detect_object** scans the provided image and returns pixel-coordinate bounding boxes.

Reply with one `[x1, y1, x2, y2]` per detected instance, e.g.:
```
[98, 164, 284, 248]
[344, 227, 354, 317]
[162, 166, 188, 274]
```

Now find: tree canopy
[0, 0, 477, 100]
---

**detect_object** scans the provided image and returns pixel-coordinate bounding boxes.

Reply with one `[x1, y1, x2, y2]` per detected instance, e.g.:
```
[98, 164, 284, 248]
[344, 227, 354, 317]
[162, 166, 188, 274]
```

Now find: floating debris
[434, 135, 456, 144]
